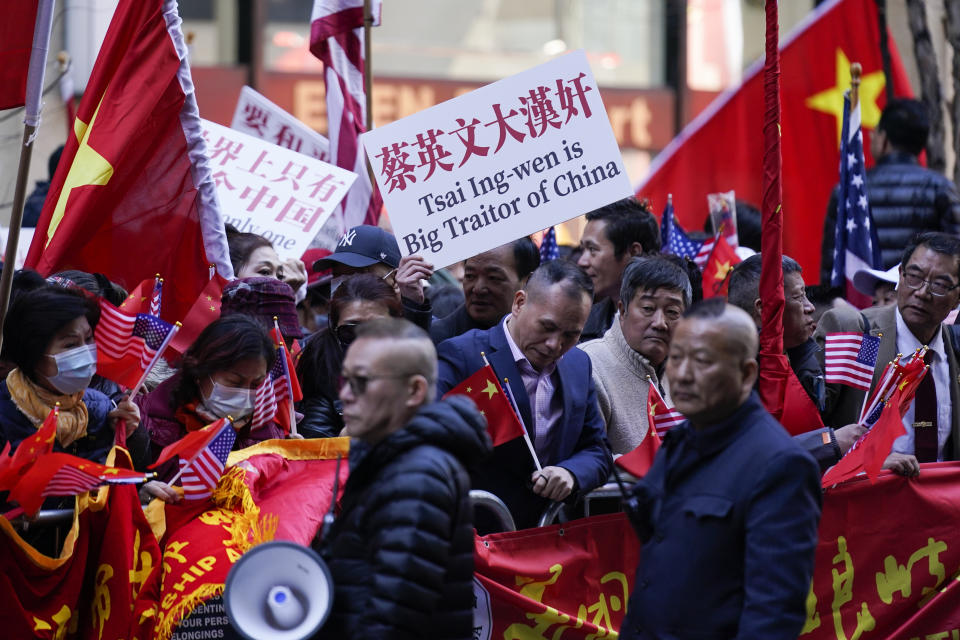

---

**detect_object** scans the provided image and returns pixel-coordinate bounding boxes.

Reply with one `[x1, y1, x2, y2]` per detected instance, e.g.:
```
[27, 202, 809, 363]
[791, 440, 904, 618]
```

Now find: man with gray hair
[621, 300, 821, 639]
[579, 255, 691, 454]
[315, 318, 493, 640]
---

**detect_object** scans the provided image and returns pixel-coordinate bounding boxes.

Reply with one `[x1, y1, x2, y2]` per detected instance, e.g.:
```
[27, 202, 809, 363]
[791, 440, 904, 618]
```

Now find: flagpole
[0, 0, 56, 348]
[129, 322, 181, 398]
[478, 351, 542, 471]
[362, 0, 378, 197]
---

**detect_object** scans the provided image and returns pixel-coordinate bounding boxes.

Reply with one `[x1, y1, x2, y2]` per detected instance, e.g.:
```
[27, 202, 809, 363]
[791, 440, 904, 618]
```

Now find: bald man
[314, 318, 493, 640]
[620, 300, 822, 640]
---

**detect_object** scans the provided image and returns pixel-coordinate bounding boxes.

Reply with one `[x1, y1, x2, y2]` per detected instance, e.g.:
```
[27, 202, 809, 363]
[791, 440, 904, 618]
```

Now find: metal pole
[0, 0, 57, 347]
[363, 0, 373, 132]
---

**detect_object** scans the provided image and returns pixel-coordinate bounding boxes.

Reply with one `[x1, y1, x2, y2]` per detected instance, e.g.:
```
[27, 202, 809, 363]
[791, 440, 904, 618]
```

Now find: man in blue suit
[437, 260, 612, 530]
[621, 300, 821, 639]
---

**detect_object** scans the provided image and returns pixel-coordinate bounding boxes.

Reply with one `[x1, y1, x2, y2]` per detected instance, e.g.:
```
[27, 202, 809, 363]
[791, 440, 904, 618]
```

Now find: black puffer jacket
[821, 152, 960, 283]
[315, 395, 493, 640]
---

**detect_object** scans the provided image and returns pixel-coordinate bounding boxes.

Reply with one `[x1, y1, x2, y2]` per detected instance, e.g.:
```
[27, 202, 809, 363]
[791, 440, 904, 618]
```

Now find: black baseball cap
[312, 225, 402, 271]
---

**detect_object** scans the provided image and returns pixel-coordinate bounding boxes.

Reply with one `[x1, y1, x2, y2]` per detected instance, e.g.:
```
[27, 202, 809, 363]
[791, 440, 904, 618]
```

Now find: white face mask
[202, 379, 256, 419]
[46, 343, 97, 395]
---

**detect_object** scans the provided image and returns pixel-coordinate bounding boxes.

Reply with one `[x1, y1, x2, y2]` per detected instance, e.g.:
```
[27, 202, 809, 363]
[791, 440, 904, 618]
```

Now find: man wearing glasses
[815, 232, 960, 474]
[315, 317, 492, 639]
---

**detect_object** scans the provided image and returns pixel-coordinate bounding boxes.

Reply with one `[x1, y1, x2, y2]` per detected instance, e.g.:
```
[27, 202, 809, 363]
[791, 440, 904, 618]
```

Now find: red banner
[474, 465, 960, 638]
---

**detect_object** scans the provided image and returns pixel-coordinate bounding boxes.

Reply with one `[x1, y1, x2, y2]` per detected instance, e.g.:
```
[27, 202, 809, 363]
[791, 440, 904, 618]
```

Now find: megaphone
[224, 540, 334, 640]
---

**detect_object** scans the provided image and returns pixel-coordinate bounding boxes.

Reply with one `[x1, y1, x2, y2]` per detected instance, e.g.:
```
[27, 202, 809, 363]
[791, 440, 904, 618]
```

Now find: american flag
[42, 464, 102, 496]
[829, 93, 882, 306]
[660, 198, 703, 261]
[97, 300, 175, 374]
[824, 332, 880, 391]
[310, 0, 384, 228]
[540, 226, 559, 262]
[179, 423, 236, 500]
[149, 276, 163, 317]
[647, 383, 685, 437]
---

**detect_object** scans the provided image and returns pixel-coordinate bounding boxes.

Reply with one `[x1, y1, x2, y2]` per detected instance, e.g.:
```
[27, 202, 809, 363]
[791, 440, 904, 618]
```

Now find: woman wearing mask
[297, 274, 403, 438]
[137, 314, 283, 502]
[0, 283, 145, 468]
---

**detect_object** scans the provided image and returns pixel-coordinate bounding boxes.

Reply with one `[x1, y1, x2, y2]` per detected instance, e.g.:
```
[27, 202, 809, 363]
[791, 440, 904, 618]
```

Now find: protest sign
[231, 86, 331, 163]
[361, 50, 631, 268]
[201, 119, 356, 260]
[0, 227, 34, 270]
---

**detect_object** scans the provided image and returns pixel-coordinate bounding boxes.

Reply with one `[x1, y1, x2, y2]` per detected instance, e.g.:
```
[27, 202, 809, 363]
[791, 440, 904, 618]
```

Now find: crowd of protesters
[1, 96, 959, 638]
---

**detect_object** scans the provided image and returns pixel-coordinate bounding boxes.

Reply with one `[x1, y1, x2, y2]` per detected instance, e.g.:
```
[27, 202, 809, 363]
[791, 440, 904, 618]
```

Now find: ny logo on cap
[339, 229, 358, 247]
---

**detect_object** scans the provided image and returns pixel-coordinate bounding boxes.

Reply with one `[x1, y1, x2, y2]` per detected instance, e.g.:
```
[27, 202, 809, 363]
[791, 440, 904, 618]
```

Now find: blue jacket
[621, 392, 821, 639]
[0, 380, 115, 463]
[436, 323, 611, 530]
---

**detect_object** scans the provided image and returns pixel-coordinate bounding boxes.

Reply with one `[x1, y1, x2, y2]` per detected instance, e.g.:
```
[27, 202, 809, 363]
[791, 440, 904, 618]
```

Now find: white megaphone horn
[224, 540, 334, 640]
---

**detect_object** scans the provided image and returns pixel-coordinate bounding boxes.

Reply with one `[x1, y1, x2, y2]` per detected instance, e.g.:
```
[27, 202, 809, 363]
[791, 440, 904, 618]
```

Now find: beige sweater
[578, 316, 671, 454]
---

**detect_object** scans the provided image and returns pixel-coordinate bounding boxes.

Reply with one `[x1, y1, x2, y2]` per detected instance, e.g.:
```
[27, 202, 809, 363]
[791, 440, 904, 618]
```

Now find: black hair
[683, 297, 727, 319]
[901, 231, 960, 280]
[173, 314, 276, 409]
[727, 253, 802, 315]
[620, 255, 692, 308]
[878, 98, 929, 156]
[585, 197, 660, 257]
[526, 259, 594, 302]
[659, 254, 703, 304]
[512, 237, 541, 281]
[52, 270, 128, 307]
[2, 281, 100, 381]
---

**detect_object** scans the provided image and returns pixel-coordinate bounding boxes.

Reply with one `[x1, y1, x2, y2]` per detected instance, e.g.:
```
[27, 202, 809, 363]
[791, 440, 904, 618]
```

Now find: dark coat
[821, 152, 960, 283]
[436, 323, 611, 530]
[316, 396, 492, 640]
[430, 304, 488, 345]
[579, 298, 616, 343]
[621, 393, 822, 639]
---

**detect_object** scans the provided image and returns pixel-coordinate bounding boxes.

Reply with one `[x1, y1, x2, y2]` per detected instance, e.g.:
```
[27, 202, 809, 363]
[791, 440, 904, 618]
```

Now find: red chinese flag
[25, 0, 232, 324]
[167, 272, 228, 357]
[0, 0, 38, 110]
[0, 405, 57, 490]
[443, 365, 524, 447]
[615, 390, 664, 477]
[701, 235, 741, 298]
[271, 328, 303, 402]
[822, 389, 906, 487]
[637, 0, 912, 279]
[149, 418, 229, 469]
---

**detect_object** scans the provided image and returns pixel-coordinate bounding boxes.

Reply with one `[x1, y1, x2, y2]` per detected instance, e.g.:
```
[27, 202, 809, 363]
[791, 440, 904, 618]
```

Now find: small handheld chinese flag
[615, 392, 666, 477]
[168, 273, 229, 358]
[443, 365, 524, 446]
[702, 235, 741, 299]
[0, 405, 58, 490]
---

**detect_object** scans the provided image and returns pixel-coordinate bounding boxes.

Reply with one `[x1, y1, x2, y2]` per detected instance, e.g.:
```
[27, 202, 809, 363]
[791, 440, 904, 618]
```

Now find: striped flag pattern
[693, 236, 716, 269]
[647, 384, 685, 436]
[309, 0, 384, 228]
[824, 332, 880, 391]
[179, 424, 236, 500]
[42, 464, 103, 496]
[96, 299, 175, 384]
[149, 276, 163, 317]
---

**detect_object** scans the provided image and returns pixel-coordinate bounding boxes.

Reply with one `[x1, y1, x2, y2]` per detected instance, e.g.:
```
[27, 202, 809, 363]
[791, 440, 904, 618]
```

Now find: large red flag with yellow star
[25, 0, 232, 323]
[636, 0, 912, 279]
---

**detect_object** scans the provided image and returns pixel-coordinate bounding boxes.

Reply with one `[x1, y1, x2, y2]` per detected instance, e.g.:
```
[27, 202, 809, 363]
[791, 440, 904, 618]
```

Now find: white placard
[231, 86, 331, 163]
[200, 119, 357, 261]
[0, 227, 35, 270]
[361, 50, 631, 268]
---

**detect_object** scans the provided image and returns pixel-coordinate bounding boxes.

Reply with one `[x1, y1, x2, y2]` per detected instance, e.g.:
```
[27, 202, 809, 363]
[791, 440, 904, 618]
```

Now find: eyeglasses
[338, 372, 412, 396]
[902, 271, 960, 297]
[335, 323, 360, 348]
[381, 269, 398, 288]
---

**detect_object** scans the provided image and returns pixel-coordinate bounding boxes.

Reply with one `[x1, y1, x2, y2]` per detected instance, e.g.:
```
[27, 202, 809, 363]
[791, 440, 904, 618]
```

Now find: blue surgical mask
[202, 379, 256, 419]
[46, 343, 97, 395]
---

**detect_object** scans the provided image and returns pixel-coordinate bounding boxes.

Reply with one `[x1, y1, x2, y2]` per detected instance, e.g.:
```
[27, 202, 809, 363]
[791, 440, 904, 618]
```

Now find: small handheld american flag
[178, 423, 236, 500]
[824, 332, 880, 391]
[539, 226, 559, 262]
[660, 197, 704, 263]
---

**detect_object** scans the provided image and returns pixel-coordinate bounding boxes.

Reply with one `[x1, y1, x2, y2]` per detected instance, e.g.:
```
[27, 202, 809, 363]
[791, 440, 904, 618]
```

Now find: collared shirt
[893, 308, 952, 460]
[502, 315, 563, 463]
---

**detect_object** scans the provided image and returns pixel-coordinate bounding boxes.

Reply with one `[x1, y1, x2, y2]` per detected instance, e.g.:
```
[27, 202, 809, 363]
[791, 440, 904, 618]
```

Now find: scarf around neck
[7, 368, 89, 448]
